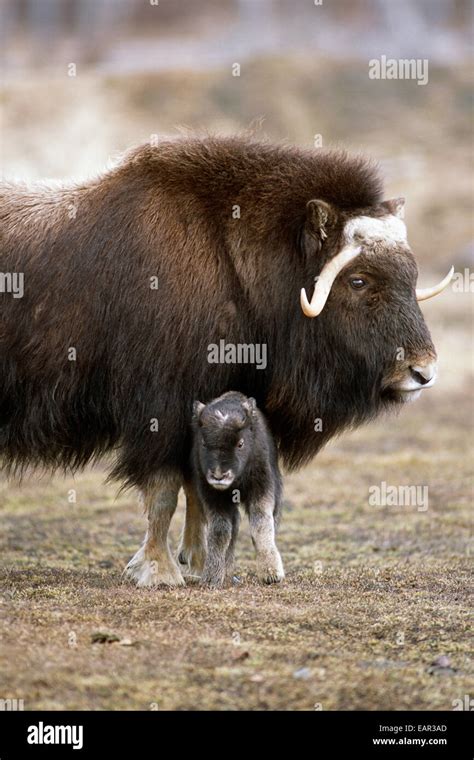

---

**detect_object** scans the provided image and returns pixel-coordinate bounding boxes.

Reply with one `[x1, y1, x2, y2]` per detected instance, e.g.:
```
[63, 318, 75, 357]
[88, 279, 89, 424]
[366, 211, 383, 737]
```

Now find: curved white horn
[416, 266, 454, 302]
[300, 244, 361, 317]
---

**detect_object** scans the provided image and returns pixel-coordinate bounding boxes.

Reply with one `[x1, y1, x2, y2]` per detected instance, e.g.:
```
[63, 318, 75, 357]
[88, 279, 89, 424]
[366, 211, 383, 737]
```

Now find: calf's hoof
[257, 555, 285, 585]
[260, 570, 285, 585]
[199, 569, 226, 589]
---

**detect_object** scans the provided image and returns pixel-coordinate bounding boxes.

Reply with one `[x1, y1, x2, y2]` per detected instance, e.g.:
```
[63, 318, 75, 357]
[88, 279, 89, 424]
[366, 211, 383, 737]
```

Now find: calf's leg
[178, 481, 207, 576]
[200, 509, 234, 588]
[225, 508, 241, 581]
[248, 493, 284, 584]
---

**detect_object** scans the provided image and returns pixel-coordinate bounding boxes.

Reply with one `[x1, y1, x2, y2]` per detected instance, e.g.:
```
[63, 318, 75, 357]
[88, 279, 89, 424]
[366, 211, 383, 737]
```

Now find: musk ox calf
[0, 135, 453, 587]
[190, 392, 283, 588]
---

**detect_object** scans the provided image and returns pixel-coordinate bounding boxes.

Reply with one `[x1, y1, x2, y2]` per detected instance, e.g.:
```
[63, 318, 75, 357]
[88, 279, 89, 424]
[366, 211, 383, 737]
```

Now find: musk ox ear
[242, 397, 257, 417]
[302, 199, 337, 258]
[192, 400, 205, 423]
[381, 197, 405, 219]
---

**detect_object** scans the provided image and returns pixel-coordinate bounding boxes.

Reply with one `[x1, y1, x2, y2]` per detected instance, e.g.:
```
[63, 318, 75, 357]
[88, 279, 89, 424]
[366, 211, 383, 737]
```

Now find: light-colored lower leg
[177, 481, 207, 576]
[249, 493, 285, 584]
[124, 472, 184, 588]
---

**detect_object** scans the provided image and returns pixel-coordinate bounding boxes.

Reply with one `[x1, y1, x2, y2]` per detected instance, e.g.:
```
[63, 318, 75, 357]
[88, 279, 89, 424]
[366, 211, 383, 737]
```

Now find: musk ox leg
[124, 474, 184, 588]
[200, 510, 235, 588]
[177, 481, 207, 577]
[248, 494, 285, 584]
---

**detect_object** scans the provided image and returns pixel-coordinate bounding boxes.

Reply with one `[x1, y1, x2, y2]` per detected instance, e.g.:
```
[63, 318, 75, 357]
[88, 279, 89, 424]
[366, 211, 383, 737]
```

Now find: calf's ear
[381, 197, 405, 219]
[192, 401, 205, 422]
[242, 397, 257, 417]
[302, 199, 337, 258]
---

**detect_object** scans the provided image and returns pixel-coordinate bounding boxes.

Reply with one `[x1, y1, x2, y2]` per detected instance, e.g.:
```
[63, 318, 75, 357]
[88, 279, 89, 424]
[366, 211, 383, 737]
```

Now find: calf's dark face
[193, 402, 254, 490]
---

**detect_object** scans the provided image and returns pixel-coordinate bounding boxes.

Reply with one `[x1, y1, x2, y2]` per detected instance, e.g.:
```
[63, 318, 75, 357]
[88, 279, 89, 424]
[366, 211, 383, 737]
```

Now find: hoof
[199, 571, 226, 589]
[260, 571, 284, 585]
[257, 555, 285, 585]
[176, 545, 206, 577]
[124, 547, 185, 588]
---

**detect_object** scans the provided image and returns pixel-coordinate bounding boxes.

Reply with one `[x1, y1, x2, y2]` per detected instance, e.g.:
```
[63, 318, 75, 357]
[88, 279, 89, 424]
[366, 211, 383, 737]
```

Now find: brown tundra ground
[0, 60, 472, 710]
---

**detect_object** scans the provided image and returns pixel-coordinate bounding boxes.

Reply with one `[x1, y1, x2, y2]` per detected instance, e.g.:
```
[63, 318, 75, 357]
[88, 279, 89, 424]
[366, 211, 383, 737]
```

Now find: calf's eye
[237, 439, 244, 449]
[350, 277, 366, 290]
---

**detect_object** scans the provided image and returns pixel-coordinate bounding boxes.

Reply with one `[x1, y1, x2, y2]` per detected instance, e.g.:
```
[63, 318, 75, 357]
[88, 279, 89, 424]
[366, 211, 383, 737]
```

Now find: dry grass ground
[0, 58, 472, 711]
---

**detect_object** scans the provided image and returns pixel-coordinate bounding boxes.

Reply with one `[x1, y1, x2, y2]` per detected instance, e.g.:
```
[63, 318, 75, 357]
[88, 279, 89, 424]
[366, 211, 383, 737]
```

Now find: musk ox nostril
[411, 369, 430, 385]
[409, 365, 435, 385]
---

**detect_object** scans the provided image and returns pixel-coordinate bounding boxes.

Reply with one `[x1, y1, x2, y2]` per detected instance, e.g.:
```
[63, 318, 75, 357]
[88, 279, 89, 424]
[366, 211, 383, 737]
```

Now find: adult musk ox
[0, 136, 452, 586]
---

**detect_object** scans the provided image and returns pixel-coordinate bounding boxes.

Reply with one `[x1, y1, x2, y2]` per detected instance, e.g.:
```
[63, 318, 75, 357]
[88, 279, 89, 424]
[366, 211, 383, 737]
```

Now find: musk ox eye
[237, 439, 244, 449]
[350, 277, 367, 290]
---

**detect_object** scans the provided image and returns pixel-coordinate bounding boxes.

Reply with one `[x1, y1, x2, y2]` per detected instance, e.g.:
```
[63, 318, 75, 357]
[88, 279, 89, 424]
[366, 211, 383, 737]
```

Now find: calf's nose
[209, 468, 232, 481]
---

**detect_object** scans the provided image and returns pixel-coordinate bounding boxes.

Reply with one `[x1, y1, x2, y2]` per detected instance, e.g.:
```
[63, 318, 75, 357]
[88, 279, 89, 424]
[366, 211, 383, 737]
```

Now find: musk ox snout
[409, 361, 437, 387]
[385, 356, 438, 403]
[398, 359, 438, 401]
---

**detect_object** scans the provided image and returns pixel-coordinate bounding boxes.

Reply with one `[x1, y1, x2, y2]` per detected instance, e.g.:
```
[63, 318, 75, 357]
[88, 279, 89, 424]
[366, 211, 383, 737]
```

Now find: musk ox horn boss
[0, 136, 453, 587]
